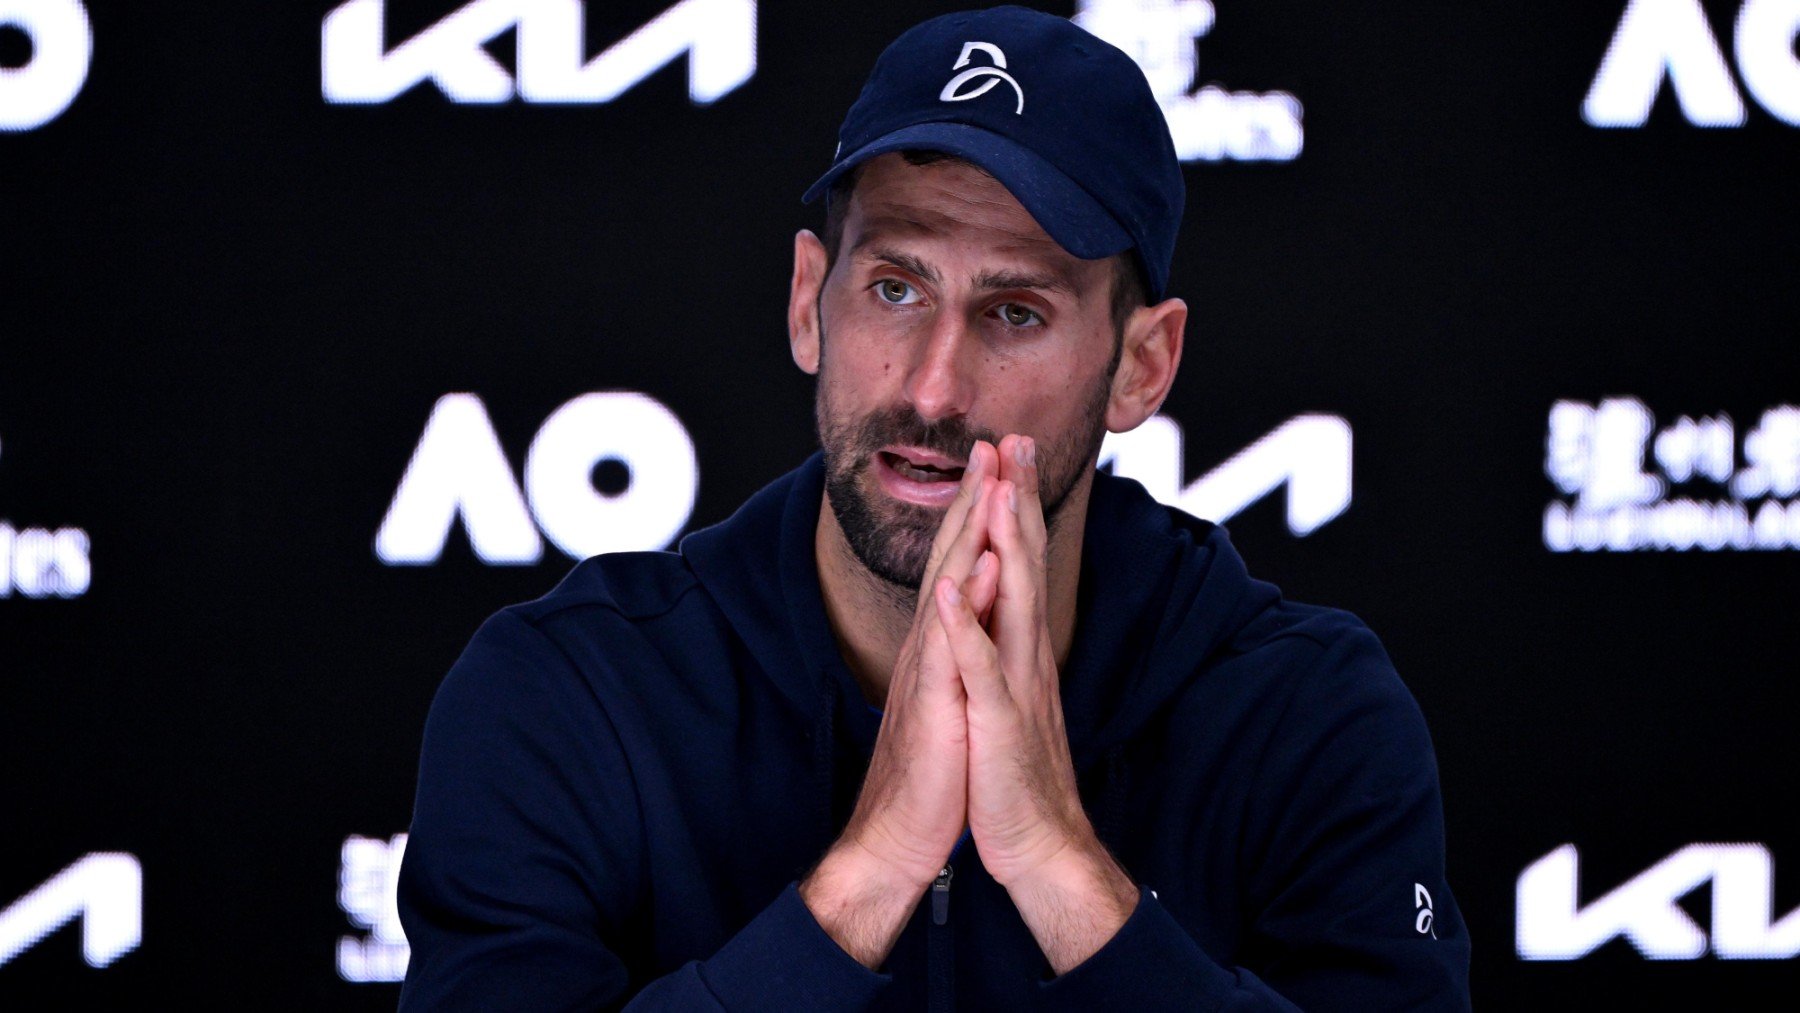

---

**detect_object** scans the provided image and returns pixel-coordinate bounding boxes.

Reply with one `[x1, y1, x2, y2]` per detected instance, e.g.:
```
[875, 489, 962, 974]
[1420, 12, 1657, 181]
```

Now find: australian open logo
[939, 41, 1024, 114]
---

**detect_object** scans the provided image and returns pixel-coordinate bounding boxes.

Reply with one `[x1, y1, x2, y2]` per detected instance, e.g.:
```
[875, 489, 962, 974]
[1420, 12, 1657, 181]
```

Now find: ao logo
[376, 392, 699, 565]
[322, 0, 756, 105]
[1585, 0, 1800, 126]
[0, 0, 91, 131]
[1517, 844, 1800, 960]
[939, 42, 1024, 115]
[0, 853, 141, 969]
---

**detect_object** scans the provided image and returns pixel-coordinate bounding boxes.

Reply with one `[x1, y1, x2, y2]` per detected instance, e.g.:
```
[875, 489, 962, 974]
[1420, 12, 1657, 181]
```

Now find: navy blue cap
[802, 6, 1185, 301]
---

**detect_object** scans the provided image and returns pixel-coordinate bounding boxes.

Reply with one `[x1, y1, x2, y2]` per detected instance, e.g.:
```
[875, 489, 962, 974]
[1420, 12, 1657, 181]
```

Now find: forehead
[841, 154, 1099, 283]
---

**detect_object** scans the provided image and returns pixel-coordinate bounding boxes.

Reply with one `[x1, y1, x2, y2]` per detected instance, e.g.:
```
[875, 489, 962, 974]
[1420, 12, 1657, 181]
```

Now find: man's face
[812, 153, 1123, 589]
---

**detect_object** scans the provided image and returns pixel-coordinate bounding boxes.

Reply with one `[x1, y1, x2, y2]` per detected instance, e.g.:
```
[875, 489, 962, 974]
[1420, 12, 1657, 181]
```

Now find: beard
[816, 364, 1112, 591]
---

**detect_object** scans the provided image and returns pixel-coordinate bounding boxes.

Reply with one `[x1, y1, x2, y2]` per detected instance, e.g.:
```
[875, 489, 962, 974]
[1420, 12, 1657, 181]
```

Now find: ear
[789, 229, 829, 375]
[1105, 297, 1187, 433]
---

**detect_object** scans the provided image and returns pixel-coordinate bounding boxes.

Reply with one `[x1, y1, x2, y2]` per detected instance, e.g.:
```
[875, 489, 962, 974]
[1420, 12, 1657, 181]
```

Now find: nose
[902, 312, 976, 422]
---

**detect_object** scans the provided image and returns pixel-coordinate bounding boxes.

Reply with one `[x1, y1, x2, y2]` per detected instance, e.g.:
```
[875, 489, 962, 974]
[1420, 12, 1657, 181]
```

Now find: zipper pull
[931, 864, 954, 925]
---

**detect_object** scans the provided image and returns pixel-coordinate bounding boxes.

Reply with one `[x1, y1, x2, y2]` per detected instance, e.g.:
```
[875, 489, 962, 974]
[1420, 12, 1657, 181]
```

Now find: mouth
[879, 448, 965, 483]
[873, 447, 967, 507]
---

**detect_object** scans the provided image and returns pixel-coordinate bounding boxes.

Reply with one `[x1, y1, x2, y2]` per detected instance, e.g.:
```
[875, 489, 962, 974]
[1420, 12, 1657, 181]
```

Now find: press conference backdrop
[4, 0, 1797, 1005]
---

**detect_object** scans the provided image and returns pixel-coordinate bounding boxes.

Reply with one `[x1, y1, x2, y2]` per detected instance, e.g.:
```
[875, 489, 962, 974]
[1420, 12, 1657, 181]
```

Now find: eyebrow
[858, 245, 941, 287]
[971, 267, 1076, 298]
[854, 243, 1078, 298]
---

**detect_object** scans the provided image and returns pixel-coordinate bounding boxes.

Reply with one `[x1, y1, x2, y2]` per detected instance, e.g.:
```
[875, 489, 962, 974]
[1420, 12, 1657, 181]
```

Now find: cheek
[819, 317, 907, 396]
[980, 353, 1111, 442]
[816, 350, 901, 431]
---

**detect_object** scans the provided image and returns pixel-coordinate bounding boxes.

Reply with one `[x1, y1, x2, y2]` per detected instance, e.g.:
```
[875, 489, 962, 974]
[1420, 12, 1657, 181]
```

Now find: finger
[962, 549, 999, 626]
[929, 474, 996, 596]
[911, 476, 997, 648]
[934, 577, 1010, 712]
[987, 478, 1045, 682]
[922, 440, 996, 583]
[997, 434, 1047, 553]
[913, 586, 965, 699]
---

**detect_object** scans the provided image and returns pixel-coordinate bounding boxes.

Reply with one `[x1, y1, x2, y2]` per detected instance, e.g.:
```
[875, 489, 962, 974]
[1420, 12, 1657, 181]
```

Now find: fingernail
[1023, 437, 1036, 467]
[971, 480, 983, 505]
[941, 579, 962, 605]
[972, 552, 989, 576]
[1015, 438, 1034, 468]
[1007, 483, 1019, 513]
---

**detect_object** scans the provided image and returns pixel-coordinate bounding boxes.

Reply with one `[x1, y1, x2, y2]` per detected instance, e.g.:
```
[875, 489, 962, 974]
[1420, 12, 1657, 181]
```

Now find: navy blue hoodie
[397, 454, 1471, 1010]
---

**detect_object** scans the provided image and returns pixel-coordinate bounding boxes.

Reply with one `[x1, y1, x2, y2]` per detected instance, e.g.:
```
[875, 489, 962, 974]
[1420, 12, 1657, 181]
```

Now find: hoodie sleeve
[397, 610, 888, 1012]
[1038, 624, 1471, 1011]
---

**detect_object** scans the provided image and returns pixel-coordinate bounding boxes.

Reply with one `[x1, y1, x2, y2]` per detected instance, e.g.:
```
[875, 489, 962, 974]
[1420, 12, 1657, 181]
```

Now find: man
[398, 6, 1470, 1010]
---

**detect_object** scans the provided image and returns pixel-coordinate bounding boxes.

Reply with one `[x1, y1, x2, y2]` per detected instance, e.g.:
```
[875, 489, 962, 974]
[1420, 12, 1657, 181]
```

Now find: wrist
[1015, 835, 1136, 909]
[1005, 835, 1140, 975]
[844, 818, 955, 892]
[808, 835, 930, 897]
[799, 838, 931, 970]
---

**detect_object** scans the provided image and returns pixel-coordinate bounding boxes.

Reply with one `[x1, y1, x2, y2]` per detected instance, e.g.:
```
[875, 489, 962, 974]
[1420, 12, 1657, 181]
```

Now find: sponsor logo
[0, 853, 142, 969]
[322, 0, 756, 106]
[1518, 843, 1800, 960]
[375, 392, 699, 566]
[1073, 0, 1302, 161]
[1585, 0, 1800, 127]
[0, 434, 92, 599]
[0, 0, 91, 131]
[1100, 413, 1352, 535]
[338, 834, 409, 983]
[1543, 398, 1800, 552]
[939, 41, 1024, 114]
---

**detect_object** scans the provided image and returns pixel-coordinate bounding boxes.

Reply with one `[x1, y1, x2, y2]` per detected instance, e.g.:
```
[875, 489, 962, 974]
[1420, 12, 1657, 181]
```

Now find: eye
[875, 279, 921, 305]
[997, 303, 1041, 327]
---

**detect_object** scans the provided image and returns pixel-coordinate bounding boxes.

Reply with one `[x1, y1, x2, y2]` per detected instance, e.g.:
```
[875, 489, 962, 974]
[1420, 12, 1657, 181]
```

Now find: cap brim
[801, 122, 1131, 261]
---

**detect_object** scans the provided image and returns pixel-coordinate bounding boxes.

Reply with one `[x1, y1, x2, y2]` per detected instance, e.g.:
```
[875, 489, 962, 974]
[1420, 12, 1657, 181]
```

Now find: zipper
[933, 828, 972, 924]
[927, 830, 971, 1013]
[931, 864, 954, 925]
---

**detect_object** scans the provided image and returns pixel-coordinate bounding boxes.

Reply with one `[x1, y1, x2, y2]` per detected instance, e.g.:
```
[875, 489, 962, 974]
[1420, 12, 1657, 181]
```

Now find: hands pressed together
[802, 435, 1139, 975]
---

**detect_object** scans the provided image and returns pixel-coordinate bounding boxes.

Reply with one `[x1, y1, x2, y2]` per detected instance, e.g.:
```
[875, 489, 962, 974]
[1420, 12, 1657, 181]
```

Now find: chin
[826, 467, 939, 589]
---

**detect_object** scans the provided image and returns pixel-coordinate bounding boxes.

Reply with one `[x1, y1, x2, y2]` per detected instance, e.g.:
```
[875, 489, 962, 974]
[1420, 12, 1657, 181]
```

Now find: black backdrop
[4, 0, 1798, 1006]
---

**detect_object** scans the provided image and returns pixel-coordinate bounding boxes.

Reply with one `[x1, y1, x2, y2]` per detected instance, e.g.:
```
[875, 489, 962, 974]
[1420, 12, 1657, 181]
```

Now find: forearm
[798, 837, 932, 969]
[1006, 836, 1140, 975]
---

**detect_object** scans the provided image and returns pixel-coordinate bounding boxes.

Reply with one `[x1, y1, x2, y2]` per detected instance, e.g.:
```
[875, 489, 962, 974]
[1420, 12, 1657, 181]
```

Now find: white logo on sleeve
[939, 41, 1024, 114]
[1415, 882, 1438, 938]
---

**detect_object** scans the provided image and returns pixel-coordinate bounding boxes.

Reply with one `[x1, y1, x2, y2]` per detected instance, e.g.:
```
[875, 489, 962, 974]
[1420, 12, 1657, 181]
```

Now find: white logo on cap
[939, 41, 1024, 114]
